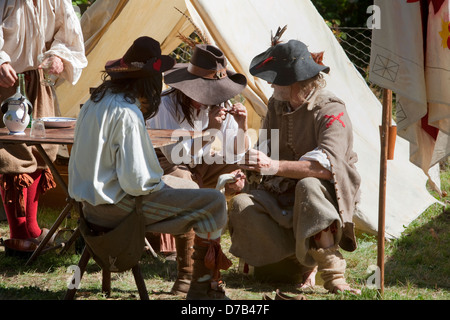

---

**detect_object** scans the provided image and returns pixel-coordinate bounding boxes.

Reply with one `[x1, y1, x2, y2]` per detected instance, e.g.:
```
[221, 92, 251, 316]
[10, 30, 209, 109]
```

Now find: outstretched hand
[239, 148, 278, 175]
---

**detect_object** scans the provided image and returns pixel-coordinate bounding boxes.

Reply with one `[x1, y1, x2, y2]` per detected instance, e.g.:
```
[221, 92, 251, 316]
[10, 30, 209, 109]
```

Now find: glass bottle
[18, 74, 33, 128]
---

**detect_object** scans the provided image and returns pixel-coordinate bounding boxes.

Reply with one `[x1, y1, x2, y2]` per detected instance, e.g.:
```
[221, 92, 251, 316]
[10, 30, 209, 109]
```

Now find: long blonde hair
[293, 73, 327, 103]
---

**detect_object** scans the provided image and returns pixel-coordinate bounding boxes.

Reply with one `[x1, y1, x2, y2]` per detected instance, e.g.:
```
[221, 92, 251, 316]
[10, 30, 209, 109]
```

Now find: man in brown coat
[228, 38, 361, 294]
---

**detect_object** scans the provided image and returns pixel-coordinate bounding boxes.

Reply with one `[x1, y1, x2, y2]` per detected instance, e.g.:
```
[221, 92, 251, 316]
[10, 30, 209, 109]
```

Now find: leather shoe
[275, 289, 307, 300]
[27, 228, 56, 247]
[262, 293, 273, 300]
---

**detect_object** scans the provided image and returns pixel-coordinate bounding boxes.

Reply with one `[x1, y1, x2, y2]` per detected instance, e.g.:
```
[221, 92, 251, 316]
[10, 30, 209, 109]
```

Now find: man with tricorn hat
[68, 36, 232, 300]
[147, 44, 249, 295]
[228, 28, 361, 295]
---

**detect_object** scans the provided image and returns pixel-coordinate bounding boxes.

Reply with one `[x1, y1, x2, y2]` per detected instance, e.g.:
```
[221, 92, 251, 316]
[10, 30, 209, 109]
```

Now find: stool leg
[132, 264, 149, 300]
[64, 246, 91, 300]
[102, 269, 111, 296]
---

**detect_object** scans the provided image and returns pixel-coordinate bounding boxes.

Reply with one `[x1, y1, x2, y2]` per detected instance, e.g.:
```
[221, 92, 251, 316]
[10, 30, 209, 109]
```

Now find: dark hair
[91, 72, 163, 119]
[162, 88, 196, 127]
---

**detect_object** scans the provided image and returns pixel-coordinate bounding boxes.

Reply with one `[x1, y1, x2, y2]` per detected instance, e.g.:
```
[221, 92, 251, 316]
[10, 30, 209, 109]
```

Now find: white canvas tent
[56, 0, 440, 239]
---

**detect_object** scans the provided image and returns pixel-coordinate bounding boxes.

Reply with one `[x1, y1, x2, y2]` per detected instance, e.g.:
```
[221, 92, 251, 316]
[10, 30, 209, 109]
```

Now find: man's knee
[228, 193, 253, 217]
[295, 177, 321, 196]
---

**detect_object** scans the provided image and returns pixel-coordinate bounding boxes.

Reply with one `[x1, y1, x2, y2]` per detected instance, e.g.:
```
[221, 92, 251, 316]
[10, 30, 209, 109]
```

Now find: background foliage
[311, 0, 375, 27]
[72, 1, 375, 27]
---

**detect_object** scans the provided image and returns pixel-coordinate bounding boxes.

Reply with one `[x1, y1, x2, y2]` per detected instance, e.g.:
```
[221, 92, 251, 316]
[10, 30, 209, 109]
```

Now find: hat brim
[164, 64, 247, 105]
[105, 55, 175, 79]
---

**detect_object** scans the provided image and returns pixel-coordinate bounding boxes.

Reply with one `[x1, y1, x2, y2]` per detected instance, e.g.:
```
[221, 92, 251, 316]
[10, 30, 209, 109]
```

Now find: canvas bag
[78, 196, 145, 272]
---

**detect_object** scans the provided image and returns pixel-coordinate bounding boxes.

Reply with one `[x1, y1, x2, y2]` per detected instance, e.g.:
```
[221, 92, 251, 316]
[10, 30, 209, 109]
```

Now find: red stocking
[25, 170, 42, 239]
[0, 170, 42, 239]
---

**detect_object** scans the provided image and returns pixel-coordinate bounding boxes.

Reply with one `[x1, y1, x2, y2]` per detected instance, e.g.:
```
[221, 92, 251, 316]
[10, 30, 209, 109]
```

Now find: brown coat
[260, 89, 361, 250]
[228, 89, 361, 266]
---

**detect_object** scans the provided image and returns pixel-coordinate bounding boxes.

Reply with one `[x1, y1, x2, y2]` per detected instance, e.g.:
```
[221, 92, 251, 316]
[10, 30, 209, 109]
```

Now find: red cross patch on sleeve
[324, 112, 345, 128]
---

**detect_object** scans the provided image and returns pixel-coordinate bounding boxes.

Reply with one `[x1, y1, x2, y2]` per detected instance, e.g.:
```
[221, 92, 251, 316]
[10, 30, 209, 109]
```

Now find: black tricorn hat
[163, 44, 247, 106]
[249, 39, 330, 86]
[105, 36, 175, 79]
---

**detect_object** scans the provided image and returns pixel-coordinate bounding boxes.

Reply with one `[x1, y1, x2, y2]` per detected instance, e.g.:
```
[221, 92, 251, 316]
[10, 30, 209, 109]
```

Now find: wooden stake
[378, 88, 392, 297]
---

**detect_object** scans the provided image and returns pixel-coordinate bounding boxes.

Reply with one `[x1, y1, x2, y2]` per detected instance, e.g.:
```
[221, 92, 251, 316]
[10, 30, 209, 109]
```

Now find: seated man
[146, 43, 248, 295]
[68, 37, 231, 300]
[228, 36, 361, 294]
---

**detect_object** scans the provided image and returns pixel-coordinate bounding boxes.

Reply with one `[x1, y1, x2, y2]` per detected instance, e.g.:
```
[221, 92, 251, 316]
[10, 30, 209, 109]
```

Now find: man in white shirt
[146, 44, 248, 295]
[69, 37, 231, 300]
[0, 0, 87, 245]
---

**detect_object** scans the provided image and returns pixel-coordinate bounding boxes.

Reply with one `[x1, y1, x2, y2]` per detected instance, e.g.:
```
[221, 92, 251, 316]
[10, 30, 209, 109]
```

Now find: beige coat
[228, 89, 361, 267]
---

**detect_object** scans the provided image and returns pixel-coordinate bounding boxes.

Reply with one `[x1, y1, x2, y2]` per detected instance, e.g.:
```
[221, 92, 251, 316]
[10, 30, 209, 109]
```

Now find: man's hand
[0, 63, 18, 88]
[224, 169, 247, 196]
[228, 102, 248, 131]
[207, 105, 227, 130]
[39, 55, 64, 74]
[239, 148, 279, 175]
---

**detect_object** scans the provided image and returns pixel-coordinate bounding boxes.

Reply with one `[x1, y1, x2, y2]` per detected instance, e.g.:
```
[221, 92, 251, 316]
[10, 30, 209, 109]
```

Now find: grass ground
[0, 161, 448, 302]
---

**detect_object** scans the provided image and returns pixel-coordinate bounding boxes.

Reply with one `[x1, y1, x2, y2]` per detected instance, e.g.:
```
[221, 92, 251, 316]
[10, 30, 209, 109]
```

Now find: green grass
[0, 162, 448, 301]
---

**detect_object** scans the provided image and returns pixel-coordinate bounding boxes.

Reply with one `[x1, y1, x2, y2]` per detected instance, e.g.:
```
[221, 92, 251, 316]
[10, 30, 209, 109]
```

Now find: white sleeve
[220, 115, 251, 164]
[47, 0, 87, 84]
[147, 97, 194, 164]
[114, 109, 164, 195]
[299, 147, 331, 171]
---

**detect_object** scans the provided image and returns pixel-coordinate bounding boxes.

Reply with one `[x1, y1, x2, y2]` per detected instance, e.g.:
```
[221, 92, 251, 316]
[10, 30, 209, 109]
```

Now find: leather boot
[308, 245, 349, 293]
[170, 229, 195, 295]
[186, 236, 232, 300]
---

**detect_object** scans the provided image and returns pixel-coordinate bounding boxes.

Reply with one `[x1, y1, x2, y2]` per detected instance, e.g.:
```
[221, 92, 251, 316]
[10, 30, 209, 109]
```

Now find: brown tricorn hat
[105, 36, 175, 79]
[163, 44, 247, 106]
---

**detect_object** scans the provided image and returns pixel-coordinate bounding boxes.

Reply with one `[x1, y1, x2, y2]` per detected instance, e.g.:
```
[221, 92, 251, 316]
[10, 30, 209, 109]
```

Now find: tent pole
[378, 88, 392, 297]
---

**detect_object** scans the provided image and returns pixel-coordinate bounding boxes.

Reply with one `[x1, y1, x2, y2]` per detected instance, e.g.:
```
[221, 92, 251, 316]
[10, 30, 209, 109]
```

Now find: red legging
[1, 170, 42, 239]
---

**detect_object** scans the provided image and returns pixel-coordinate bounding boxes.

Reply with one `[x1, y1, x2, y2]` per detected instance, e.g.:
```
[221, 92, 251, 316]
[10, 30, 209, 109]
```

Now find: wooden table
[0, 127, 204, 264]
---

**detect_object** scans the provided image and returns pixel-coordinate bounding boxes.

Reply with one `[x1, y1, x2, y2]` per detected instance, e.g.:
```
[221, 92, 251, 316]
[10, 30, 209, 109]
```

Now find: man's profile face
[270, 83, 291, 101]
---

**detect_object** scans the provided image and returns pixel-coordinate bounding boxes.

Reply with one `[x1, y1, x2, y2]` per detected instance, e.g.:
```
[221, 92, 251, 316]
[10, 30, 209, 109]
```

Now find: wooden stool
[64, 245, 149, 300]
[64, 202, 149, 300]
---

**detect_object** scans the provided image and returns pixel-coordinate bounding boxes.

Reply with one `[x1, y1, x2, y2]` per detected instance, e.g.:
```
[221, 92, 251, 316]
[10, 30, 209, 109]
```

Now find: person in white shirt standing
[69, 36, 232, 300]
[0, 0, 87, 246]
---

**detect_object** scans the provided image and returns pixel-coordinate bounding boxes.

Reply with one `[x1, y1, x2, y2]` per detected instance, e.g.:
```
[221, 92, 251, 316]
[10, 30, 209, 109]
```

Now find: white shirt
[68, 91, 164, 206]
[147, 91, 248, 165]
[0, 0, 87, 84]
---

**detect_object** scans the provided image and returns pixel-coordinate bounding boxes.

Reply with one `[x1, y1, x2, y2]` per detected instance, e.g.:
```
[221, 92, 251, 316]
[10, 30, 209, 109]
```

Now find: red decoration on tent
[407, 0, 445, 14]
[324, 112, 345, 128]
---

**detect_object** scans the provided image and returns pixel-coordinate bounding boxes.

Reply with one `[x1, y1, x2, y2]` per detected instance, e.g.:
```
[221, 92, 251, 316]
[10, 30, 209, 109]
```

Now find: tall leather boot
[171, 229, 195, 295]
[186, 236, 232, 300]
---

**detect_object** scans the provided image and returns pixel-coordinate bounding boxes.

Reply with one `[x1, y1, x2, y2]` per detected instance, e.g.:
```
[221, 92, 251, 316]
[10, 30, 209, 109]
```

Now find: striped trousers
[82, 175, 227, 237]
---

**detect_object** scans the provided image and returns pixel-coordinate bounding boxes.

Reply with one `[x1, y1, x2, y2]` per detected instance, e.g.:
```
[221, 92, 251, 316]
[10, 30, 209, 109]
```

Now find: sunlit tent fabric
[55, 0, 439, 239]
[369, 0, 450, 194]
